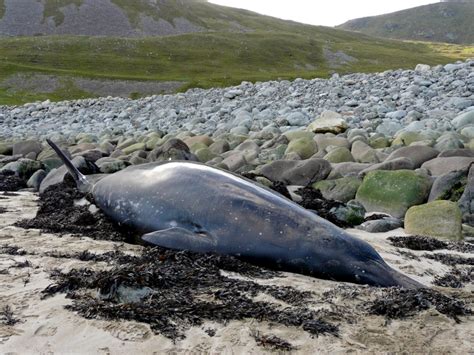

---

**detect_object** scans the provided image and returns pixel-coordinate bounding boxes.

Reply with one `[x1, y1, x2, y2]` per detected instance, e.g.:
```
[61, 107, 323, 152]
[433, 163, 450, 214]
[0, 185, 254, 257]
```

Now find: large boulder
[323, 147, 354, 163]
[328, 162, 371, 179]
[149, 138, 198, 162]
[39, 156, 98, 193]
[405, 201, 463, 240]
[428, 169, 468, 202]
[359, 157, 415, 177]
[0, 158, 43, 180]
[385, 146, 439, 168]
[421, 157, 474, 176]
[307, 111, 348, 134]
[312, 176, 362, 203]
[284, 137, 317, 160]
[452, 111, 474, 130]
[12, 140, 43, 158]
[355, 170, 432, 218]
[259, 159, 331, 186]
[351, 141, 379, 164]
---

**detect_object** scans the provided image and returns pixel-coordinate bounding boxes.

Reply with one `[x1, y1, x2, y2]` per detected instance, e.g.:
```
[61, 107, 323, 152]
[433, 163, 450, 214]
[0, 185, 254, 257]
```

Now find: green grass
[0, 31, 473, 105]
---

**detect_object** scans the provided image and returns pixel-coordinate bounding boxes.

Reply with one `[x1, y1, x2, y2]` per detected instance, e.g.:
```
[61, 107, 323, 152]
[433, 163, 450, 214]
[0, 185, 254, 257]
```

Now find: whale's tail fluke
[46, 139, 91, 192]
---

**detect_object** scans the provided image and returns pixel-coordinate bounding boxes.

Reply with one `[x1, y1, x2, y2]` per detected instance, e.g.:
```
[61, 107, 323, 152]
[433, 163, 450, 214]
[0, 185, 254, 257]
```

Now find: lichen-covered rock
[356, 170, 432, 218]
[0, 158, 43, 180]
[330, 200, 366, 226]
[428, 169, 468, 202]
[405, 201, 463, 240]
[284, 137, 317, 160]
[122, 142, 146, 155]
[96, 157, 129, 174]
[323, 147, 354, 163]
[312, 177, 362, 203]
[195, 147, 218, 163]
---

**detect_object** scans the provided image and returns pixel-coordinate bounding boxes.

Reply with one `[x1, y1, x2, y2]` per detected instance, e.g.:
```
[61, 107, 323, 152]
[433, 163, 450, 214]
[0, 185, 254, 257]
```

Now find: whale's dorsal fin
[46, 139, 91, 192]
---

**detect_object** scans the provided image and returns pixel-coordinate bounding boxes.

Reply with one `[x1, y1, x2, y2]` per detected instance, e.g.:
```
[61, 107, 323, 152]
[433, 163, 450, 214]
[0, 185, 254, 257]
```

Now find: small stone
[307, 111, 348, 134]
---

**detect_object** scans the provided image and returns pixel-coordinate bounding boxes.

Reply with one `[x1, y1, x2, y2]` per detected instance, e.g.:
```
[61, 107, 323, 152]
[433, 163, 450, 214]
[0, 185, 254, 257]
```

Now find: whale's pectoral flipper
[142, 228, 218, 253]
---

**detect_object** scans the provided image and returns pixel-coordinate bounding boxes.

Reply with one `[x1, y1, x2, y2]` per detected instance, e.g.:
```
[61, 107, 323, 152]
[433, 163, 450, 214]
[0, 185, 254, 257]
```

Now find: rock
[458, 164, 474, 224]
[122, 143, 146, 155]
[184, 135, 214, 148]
[369, 136, 390, 149]
[437, 149, 474, 158]
[195, 147, 218, 163]
[429, 169, 468, 202]
[351, 141, 379, 164]
[312, 177, 362, 203]
[330, 200, 366, 226]
[12, 140, 43, 158]
[356, 170, 432, 218]
[323, 147, 354, 163]
[285, 112, 309, 126]
[39, 156, 98, 193]
[421, 157, 474, 176]
[313, 135, 350, 151]
[283, 131, 315, 142]
[259, 159, 331, 186]
[235, 140, 260, 162]
[452, 111, 474, 130]
[328, 162, 372, 179]
[284, 137, 317, 160]
[307, 111, 348, 134]
[96, 157, 128, 174]
[359, 157, 415, 177]
[26, 169, 47, 191]
[116, 138, 137, 150]
[0, 142, 13, 155]
[149, 138, 198, 162]
[385, 146, 439, 168]
[209, 140, 230, 154]
[405, 201, 463, 240]
[73, 149, 106, 162]
[129, 156, 148, 165]
[358, 218, 403, 233]
[222, 152, 247, 172]
[0, 158, 43, 180]
[392, 131, 431, 146]
[415, 64, 431, 72]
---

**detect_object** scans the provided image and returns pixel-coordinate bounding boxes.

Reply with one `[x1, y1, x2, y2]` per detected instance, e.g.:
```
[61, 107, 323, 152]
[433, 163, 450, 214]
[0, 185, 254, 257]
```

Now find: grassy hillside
[338, 2, 474, 44]
[0, 30, 473, 105]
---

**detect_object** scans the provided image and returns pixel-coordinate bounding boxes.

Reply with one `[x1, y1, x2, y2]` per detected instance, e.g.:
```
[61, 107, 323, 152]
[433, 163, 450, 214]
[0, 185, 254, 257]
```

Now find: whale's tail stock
[46, 139, 92, 192]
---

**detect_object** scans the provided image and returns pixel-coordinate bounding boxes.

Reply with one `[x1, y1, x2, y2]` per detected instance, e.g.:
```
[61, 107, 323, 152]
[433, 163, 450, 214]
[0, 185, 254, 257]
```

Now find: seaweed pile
[388, 235, 474, 253]
[42, 247, 338, 340]
[368, 288, 472, 322]
[15, 180, 136, 243]
[0, 171, 26, 192]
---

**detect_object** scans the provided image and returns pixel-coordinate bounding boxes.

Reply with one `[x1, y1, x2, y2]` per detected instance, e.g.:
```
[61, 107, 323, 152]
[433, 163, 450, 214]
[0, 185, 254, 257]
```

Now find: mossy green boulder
[195, 147, 218, 163]
[355, 170, 432, 218]
[283, 131, 315, 142]
[405, 201, 463, 240]
[122, 142, 146, 155]
[284, 137, 317, 159]
[313, 177, 362, 203]
[0, 142, 13, 155]
[323, 147, 354, 163]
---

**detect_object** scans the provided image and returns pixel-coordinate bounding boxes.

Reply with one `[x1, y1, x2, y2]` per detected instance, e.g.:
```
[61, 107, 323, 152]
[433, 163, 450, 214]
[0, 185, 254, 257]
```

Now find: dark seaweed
[368, 288, 472, 322]
[0, 207, 8, 214]
[434, 268, 473, 289]
[42, 247, 338, 340]
[0, 171, 26, 192]
[15, 181, 137, 243]
[423, 253, 474, 266]
[388, 235, 474, 253]
[295, 187, 351, 228]
[0, 305, 19, 326]
[252, 331, 296, 351]
[0, 245, 27, 256]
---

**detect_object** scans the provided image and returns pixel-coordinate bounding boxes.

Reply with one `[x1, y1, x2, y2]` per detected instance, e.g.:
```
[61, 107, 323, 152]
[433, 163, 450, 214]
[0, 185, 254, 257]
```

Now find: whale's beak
[355, 259, 425, 289]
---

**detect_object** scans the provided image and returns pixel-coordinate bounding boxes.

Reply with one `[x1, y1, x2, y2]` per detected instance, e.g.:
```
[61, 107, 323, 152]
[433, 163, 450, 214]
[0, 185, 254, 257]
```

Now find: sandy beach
[0, 191, 472, 354]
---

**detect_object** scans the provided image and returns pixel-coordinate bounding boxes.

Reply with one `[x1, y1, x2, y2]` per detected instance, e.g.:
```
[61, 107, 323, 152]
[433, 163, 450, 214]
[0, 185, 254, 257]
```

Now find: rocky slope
[0, 0, 314, 37]
[338, 1, 474, 44]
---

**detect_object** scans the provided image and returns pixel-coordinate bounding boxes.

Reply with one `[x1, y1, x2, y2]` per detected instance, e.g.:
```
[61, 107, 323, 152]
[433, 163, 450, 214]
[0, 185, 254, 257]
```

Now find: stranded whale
[47, 139, 422, 289]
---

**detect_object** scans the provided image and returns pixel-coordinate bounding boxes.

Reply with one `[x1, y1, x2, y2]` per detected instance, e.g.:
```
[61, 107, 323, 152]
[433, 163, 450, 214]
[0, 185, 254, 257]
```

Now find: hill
[0, 0, 473, 105]
[338, 1, 474, 44]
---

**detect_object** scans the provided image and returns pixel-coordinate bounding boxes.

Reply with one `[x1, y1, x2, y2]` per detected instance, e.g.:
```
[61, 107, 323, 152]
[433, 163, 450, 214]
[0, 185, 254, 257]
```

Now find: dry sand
[0, 192, 473, 354]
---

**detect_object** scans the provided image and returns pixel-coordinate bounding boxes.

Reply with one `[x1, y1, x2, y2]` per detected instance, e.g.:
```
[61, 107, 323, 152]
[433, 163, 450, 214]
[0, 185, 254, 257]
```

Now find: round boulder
[259, 159, 331, 186]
